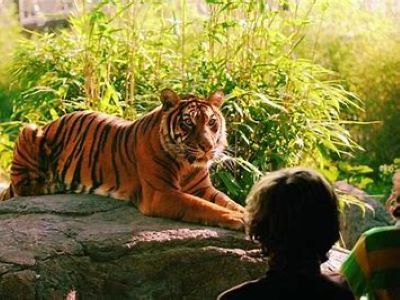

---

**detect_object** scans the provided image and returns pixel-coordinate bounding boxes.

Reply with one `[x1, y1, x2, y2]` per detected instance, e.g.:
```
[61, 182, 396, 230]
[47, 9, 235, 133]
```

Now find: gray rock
[335, 181, 393, 249]
[0, 194, 347, 300]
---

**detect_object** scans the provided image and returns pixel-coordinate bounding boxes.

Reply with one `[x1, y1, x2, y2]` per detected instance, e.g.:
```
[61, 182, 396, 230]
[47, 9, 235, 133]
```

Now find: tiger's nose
[199, 140, 213, 153]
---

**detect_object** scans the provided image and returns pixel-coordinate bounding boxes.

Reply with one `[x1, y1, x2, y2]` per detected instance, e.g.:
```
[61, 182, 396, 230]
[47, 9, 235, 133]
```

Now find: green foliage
[0, 3, 20, 86]
[1, 0, 362, 202]
[336, 162, 374, 190]
[0, 2, 20, 121]
[0, 89, 14, 122]
[370, 158, 400, 197]
[298, 0, 400, 168]
[320, 157, 400, 205]
[0, 3, 21, 180]
[320, 159, 375, 193]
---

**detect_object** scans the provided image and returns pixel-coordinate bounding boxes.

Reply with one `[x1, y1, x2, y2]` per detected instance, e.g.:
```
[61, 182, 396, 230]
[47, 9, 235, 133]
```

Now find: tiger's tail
[0, 183, 13, 201]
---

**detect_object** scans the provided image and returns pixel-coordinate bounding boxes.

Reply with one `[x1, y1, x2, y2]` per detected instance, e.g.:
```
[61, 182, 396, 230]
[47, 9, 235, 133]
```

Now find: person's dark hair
[245, 167, 340, 264]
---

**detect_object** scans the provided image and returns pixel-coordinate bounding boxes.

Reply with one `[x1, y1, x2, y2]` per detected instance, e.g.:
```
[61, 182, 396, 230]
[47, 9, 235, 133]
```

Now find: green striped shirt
[341, 226, 400, 300]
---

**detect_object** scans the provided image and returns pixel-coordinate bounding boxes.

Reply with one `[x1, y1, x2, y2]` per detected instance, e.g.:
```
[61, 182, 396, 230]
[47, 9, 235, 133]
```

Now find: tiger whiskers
[212, 151, 236, 172]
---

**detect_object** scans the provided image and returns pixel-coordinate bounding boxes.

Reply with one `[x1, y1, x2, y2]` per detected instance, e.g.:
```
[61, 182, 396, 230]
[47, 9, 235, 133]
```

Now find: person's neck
[267, 254, 321, 274]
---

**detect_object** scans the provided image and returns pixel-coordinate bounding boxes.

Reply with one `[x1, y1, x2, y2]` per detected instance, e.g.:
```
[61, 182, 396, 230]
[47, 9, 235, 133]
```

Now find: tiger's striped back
[9, 110, 157, 201]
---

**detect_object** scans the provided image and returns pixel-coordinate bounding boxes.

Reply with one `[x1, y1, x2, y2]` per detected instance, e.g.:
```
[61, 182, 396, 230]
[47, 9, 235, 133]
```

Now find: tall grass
[0, 0, 362, 202]
[0, 3, 20, 121]
[0, 3, 21, 181]
[299, 0, 400, 169]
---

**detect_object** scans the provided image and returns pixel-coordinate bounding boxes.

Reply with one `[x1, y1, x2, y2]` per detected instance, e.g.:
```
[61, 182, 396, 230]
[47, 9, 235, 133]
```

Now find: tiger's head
[160, 89, 227, 167]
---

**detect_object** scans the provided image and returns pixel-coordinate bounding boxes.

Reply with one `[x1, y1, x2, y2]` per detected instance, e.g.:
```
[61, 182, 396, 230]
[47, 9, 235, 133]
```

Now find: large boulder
[335, 181, 393, 249]
[0, 194, 347, 300]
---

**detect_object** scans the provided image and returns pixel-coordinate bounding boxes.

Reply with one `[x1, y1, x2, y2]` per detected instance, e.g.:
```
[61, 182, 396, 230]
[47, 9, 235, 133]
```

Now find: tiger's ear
[207, 91, 224, 107]
[161, 89, 180, 110]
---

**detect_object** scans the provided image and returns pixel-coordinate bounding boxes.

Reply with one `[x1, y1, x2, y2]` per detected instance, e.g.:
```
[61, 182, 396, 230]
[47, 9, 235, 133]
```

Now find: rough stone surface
[0, 194, 347, 300]
[335, 181, 393, 249]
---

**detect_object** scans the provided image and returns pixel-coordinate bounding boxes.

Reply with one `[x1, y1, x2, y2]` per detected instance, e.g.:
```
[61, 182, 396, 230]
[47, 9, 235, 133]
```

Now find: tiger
[0, 89, 244, 230]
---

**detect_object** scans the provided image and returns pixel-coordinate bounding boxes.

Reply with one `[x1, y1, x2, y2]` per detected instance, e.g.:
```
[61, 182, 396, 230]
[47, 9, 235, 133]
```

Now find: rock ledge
[0, 194, 346, 300]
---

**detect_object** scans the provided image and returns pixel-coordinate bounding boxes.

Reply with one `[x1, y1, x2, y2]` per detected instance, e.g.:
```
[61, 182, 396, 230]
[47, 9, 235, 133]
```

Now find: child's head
[392, 203, 400, 220]
[387, 171, 400, 220]
[392, 171, 400, 192]
[245, 167, 340, 264]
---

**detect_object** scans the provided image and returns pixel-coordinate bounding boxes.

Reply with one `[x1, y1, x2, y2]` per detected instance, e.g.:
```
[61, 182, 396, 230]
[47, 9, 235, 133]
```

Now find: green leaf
[49, 108, 59, 121]
[218, 171, 241, 197]
[252, 92, 288, 113]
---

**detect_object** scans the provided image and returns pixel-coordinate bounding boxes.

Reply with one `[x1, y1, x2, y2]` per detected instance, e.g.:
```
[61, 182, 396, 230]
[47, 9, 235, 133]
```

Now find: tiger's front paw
[225, 200, 245, 213]
[221, 211, 244, 231]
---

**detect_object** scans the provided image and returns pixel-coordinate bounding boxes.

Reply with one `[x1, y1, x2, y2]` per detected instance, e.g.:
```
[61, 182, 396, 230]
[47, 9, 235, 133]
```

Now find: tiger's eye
[209, 118, 216, 126]
[182, 118, 192, 127]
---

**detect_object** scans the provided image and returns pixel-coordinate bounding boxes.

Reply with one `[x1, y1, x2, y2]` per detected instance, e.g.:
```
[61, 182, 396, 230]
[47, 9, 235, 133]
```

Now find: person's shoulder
[361, 225, 400, 250]
[217, 277, 269, 300]
[364, 225, 400, 235]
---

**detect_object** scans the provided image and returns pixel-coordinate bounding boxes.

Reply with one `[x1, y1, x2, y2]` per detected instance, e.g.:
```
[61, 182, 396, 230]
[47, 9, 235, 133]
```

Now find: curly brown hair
[245, 167, 340, 263]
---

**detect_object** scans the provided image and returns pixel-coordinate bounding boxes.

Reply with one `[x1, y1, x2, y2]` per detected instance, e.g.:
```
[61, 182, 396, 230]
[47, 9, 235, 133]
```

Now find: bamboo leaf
[252, 92, 288, 112]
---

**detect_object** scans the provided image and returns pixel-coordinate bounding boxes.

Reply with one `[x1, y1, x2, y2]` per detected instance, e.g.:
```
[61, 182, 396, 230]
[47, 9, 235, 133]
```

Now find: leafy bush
[1, 0, 362, 202]
[0, 2, 21, 180]
[298, 0, 400, 169]
[0, 2, 20, 122]
[0, 3, 20, 84]
[370, 158, 400, 197]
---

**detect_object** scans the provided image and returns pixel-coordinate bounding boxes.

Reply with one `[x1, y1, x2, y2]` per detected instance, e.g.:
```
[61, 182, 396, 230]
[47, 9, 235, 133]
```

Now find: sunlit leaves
[0, 0, 365, 202]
